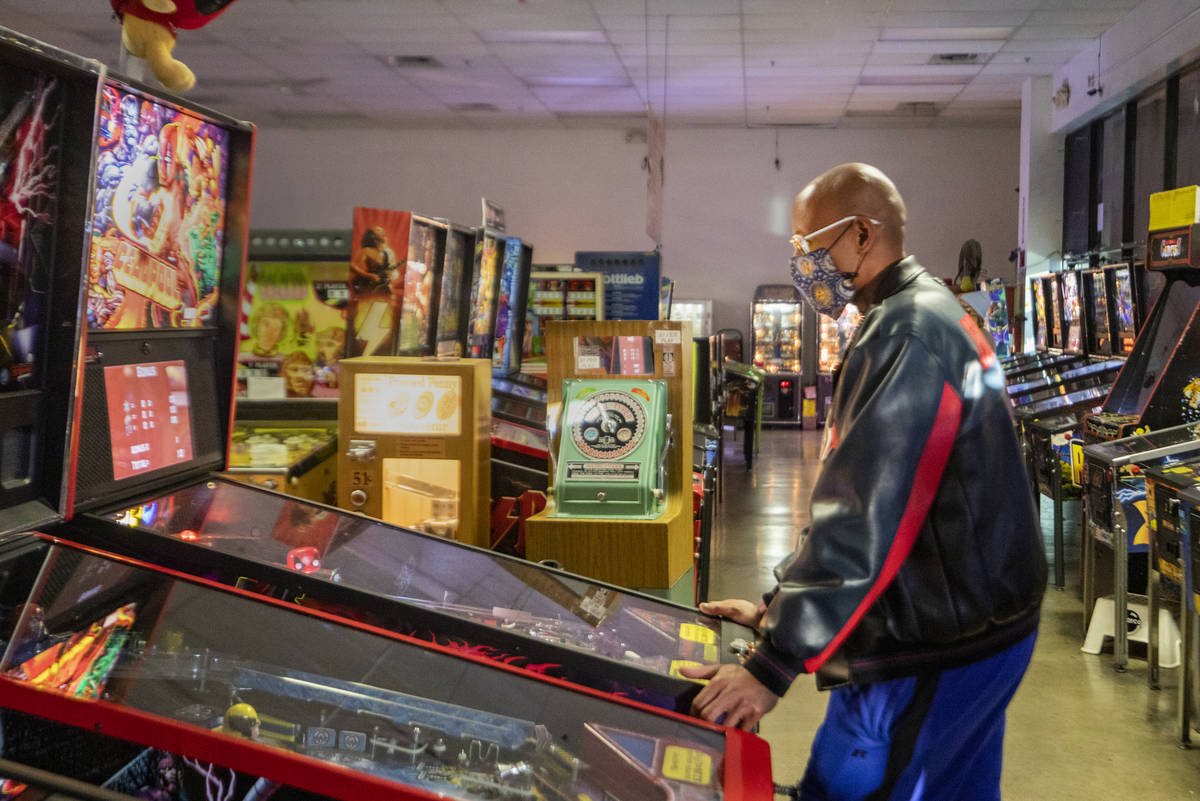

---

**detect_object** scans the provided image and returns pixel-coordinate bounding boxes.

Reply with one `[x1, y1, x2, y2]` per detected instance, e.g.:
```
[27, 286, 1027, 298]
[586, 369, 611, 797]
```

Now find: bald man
[683, 164, 1045, 801]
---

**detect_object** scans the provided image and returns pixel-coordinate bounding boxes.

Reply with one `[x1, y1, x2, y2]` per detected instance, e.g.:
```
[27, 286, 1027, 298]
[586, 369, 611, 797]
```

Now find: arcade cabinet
[1083, 192, 1200, 443]
[751, 284, 803, 425]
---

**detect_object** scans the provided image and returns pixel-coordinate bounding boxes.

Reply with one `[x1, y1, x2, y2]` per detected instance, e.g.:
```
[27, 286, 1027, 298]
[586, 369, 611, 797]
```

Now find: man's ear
[857, 219, 872, 248]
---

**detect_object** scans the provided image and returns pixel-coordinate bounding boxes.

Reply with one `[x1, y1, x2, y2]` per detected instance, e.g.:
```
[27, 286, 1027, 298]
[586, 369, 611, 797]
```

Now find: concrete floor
[710, 427, 1200, 798]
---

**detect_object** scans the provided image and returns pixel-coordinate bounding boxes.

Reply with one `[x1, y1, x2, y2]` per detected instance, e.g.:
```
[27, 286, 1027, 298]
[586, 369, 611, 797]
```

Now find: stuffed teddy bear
[110, 0, 240, 92]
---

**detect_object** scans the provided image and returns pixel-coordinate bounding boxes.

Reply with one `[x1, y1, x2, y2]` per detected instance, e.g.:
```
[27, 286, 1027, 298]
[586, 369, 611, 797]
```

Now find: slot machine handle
[546, 400, 563, 498]
[655, 413, 674, 502]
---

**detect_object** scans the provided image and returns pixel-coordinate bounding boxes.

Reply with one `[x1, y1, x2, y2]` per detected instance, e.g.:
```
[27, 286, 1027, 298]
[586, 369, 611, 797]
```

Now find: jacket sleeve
[742, 333, 963, 696]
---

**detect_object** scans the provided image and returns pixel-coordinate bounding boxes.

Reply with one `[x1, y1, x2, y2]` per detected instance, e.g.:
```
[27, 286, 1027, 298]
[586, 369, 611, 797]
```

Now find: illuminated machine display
[1108, 262, 1142, 358]
[434, 223, 475, 357]
[1059, 268, 1086, 356]
[337, 357, 491, 546]
[526, 321, 696, 601]
[1045, 273, 1064, 353]
[1031, 274, 1049, 352]
[1083, 188, 1200, 444]
[466, 229, 504, 360]
[0, 533, 773, 800]
[1082, 266, 1115, 358]
[491, 236, 531, 376]
[521, 270, 604, 374]
[669, 299, 712, 339]
[750, 284, 803, 424]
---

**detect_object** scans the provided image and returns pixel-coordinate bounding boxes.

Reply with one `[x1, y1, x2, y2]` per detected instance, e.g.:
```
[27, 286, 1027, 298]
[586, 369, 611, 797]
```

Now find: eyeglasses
[791, 215, 882, 256]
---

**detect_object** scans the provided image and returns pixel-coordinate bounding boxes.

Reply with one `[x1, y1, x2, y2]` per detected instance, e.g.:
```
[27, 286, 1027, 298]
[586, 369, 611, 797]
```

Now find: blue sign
[574, 251, 661, 321]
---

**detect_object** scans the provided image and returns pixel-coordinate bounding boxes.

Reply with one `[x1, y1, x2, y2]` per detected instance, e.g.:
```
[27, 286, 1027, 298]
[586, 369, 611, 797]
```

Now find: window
[1098, 110, 1126, 249]
[1063, 126, 1092, 256]
[1133, 89, 1167, 241]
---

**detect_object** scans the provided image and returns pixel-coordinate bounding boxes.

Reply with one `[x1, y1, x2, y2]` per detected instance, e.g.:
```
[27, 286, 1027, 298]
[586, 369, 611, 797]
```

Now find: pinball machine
[1175, 483, 1200, 746]
[1082, 220, 1200, 444]
[0, 532, 774, 800]
[1080, 423, 1200, 670]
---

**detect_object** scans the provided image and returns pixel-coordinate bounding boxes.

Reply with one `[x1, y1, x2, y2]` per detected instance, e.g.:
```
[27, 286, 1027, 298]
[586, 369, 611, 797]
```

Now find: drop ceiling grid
[0, 0, 1148, 127]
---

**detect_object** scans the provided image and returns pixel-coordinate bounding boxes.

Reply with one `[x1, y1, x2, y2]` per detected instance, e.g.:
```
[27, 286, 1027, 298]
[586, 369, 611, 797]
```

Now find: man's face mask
[789, 215, 871, 320]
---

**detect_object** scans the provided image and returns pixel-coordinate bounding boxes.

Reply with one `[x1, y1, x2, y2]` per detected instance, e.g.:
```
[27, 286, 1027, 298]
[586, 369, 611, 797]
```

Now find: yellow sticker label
[704, 643, 718, 662]
[661, 745, 713, 785]
[669, 660, 705, 682]
[679, 623, 716, 644]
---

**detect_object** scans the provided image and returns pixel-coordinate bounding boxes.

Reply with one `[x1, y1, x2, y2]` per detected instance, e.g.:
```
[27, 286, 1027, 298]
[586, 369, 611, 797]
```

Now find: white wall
[250, 124, 1019, 335]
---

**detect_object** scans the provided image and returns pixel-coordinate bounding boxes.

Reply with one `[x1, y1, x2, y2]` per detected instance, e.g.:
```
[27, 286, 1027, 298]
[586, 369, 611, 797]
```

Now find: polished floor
[711, 427, 1200, 799]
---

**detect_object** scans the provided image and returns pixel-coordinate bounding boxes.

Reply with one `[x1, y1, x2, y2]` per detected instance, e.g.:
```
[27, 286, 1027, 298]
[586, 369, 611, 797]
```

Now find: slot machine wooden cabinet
[526, 320, 695, 601]
[337, 356, 492, 548]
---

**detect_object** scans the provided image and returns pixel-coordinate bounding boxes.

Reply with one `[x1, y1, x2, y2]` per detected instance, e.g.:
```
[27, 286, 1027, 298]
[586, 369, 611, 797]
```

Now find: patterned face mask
[790, 247, 858, 320]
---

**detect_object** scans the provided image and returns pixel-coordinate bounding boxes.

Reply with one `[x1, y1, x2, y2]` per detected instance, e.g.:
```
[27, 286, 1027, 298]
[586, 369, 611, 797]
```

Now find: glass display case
[750, 287, 802, 374]
[0, 533, 772, 801]
[62, 475, 755, 712]
[816, 305, 861, 373]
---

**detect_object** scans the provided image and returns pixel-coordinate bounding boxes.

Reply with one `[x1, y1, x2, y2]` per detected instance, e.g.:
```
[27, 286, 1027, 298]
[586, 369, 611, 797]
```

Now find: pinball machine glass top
[0, 536, 743, 801]
[103, 477, 727, 680]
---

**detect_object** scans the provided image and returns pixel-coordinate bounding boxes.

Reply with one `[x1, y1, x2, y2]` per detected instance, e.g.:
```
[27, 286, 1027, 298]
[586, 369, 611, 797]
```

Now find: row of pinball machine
[1003, 188, 1200, 749]
[0, 28, 778, 801]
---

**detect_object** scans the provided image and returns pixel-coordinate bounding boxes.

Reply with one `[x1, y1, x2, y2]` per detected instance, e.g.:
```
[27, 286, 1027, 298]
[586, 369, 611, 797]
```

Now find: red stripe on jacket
[959, 312, 996, 369]
[803, 381, 964, 673]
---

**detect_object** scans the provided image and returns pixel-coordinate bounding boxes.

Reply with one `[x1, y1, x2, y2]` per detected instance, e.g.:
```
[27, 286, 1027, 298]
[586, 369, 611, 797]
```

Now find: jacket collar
[854, 255, 924, 310]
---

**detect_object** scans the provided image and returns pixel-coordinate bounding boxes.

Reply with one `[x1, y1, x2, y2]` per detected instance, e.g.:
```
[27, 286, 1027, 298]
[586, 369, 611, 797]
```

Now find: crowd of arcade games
[1004, 229, 1200, 749]
[0, 29, 768, 801]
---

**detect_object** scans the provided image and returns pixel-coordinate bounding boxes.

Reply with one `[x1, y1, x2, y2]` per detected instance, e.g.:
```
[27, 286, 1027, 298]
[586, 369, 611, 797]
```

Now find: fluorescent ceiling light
[879, 27, 1013, 41]
[859, 75, 971, 86]
[478, 29, 608, 44]
[524, 76, 633, 87]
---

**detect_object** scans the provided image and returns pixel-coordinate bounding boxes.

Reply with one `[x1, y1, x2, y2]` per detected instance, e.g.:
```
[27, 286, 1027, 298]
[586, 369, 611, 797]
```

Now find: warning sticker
[678, 623, 716, 644]
[661, 745, 713, 785]
[704, 643, 718, 662]
[566, 461, 640, 482]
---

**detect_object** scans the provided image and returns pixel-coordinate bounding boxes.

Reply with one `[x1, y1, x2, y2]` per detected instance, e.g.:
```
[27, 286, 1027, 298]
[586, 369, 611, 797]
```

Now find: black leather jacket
[743, 257, 1046, 694]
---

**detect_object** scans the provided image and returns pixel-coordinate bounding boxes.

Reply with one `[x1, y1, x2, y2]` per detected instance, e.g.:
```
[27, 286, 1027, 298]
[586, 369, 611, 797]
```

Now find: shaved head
[793, 163, 906, 250]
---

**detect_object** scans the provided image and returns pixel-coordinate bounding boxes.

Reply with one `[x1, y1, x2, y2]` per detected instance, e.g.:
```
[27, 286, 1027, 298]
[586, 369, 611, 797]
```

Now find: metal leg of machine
[1148, 557, 1161, 689]
[1052, 473, 1065, 590]
[1179, 610, 1194, 748]
[1115, 525, 1129, 672]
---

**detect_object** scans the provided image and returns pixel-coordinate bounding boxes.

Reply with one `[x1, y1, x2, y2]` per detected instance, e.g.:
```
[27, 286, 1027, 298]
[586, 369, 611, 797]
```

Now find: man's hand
[678, 663, 778, 731]
[698, 599, 766, 629]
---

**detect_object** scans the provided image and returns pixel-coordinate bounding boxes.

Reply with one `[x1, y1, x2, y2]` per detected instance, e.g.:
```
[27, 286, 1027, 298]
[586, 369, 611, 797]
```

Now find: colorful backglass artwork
[237, 261, 350, 399]
[0, 63, 63, 390]
[87, 82, 230, 329]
